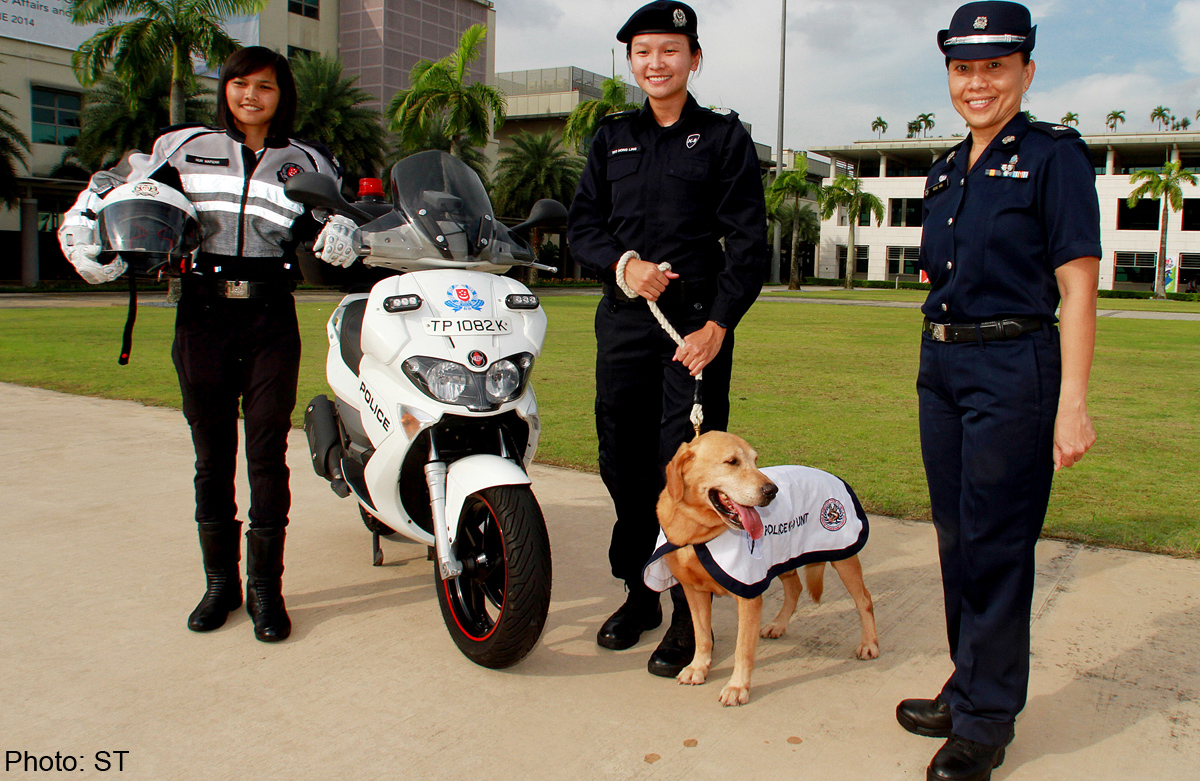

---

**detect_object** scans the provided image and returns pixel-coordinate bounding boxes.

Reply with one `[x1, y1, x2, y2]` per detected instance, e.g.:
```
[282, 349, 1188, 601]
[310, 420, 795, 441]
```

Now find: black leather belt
[923, 316, 1044, 342]
[191, 279, 291, 299]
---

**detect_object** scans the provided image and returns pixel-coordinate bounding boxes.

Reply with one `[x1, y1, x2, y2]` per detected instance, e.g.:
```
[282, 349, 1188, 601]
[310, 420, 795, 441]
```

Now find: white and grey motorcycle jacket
[62, 124, 340, 279]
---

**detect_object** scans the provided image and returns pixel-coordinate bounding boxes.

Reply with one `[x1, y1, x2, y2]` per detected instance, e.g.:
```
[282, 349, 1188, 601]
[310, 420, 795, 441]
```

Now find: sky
[493, 0, 1200, 152]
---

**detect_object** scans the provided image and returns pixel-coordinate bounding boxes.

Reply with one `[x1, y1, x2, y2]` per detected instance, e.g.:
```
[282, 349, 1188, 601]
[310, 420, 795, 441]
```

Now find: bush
[801, 277, 931, 291]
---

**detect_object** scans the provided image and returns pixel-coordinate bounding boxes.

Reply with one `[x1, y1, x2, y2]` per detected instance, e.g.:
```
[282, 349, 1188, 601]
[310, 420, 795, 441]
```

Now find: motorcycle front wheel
[435, 485, 551, 668]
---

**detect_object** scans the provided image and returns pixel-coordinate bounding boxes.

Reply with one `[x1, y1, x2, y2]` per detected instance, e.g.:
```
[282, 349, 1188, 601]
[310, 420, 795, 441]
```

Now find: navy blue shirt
[567, 94, 767, 329]
[920, 112, 1102, 323]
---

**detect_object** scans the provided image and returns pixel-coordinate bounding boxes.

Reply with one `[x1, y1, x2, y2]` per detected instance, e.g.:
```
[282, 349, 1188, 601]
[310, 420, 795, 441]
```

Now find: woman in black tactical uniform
[62, 47, 341, 642]
[893, 4, 1100, 779]
[567, 1, 768, 677]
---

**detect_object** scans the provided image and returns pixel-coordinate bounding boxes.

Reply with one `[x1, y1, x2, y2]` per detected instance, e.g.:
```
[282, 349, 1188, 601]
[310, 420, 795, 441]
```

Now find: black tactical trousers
[172, 288, 301, 530]
[594, 297, 734, 584]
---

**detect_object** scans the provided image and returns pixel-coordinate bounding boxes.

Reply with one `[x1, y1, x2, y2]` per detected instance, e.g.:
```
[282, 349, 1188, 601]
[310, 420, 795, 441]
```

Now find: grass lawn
[1, 296, 1196, 555]
[767, 287, 1200, 314]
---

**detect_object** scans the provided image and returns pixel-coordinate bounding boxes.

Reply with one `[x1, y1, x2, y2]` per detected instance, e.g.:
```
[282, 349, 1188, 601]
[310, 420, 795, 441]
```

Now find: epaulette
[293, 137, 340, 175]
[1030, 121, 1081, 140]
[704, 106, 740, 122]
[599, 109, 637, 125]
[932, 146, 959, 166]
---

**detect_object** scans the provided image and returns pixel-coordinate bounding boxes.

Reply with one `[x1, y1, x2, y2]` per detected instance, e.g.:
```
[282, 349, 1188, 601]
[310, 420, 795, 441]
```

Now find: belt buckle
[225, 281, 250, 299]
[931, 323, 946, 342]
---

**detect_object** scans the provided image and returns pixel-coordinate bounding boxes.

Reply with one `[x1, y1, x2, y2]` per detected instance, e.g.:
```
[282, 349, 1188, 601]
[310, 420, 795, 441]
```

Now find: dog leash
[615, 250, 704, 439]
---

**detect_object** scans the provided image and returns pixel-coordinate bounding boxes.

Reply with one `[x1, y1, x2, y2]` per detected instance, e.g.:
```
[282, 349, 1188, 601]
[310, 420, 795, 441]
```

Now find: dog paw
[760, 621, 787, 639]
[718, 683, 750, 706]
[677, 665, 709, 686]
[856, 641, 880, 660]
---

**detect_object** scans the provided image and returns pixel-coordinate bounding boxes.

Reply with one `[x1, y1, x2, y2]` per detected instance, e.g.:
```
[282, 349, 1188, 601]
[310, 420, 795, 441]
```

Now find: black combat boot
[647, 583, 697, 677]
[597, 580, 662, 650]
[245, 527, 291, 642]
[187, 521, 242, 632]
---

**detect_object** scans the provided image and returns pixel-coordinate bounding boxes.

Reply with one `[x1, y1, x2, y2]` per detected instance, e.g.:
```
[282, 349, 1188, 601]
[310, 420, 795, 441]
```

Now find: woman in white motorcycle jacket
[59, 47, 341, 642]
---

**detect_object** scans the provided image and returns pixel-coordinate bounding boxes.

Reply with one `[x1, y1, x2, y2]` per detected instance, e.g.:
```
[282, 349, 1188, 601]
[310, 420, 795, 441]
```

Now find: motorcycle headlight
[403, 353, 534, 410]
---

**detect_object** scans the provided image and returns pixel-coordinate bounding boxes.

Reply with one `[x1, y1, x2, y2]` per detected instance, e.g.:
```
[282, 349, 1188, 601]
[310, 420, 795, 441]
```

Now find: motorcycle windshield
[391, 151, 495, 261]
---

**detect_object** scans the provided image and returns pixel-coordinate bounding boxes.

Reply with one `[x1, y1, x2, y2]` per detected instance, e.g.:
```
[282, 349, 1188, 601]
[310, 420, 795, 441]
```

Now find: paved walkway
[2, 382, 1198, 779]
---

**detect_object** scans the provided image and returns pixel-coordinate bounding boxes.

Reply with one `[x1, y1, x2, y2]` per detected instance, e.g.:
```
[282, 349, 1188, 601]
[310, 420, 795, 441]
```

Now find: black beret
[617, 1, 698, 44]
[938, 1, 1036, 60]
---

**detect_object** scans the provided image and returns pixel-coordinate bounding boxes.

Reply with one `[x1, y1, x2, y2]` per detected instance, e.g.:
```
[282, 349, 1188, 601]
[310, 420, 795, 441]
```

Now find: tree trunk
[788, 194, 801, 289]
[1157, 200, 1169, 299]
[170, 46, 188, 127]
[844, 217, 856, 290]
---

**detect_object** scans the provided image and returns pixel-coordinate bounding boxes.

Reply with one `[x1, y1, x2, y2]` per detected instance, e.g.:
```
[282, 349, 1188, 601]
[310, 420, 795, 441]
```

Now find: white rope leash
[615, 250, 704, 436]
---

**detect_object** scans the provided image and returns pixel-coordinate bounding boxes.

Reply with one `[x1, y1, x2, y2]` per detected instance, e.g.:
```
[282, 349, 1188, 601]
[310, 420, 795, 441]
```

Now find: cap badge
[673, 8, 686, 26]
[686, 133, 700, 148]
[1001, 135, 1015, 144]
[974, 16, 988, 29]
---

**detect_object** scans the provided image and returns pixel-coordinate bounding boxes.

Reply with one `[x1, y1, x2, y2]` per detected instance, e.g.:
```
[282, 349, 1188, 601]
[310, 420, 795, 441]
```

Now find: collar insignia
[1001, 135, 1016, 144]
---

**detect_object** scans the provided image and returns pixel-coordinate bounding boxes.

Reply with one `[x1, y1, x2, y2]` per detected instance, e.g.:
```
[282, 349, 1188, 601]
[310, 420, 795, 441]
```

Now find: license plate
[422, 317, 513, 336]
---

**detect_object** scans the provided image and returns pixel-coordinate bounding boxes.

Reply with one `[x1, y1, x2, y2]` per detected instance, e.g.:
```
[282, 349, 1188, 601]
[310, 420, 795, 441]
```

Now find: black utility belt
[186, 278, 292, 299]
[922, 316, 1044, 343]
[603, 278, 715, 307]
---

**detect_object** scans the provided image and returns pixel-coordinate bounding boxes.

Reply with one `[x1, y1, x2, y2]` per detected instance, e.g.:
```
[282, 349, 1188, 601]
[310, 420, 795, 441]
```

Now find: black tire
[360, 504, 396, 535]
[435, 485, 552, 668]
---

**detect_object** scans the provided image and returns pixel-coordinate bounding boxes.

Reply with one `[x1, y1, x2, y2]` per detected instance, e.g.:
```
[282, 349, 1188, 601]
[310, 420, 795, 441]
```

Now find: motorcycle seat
[340, 298, 367, 375]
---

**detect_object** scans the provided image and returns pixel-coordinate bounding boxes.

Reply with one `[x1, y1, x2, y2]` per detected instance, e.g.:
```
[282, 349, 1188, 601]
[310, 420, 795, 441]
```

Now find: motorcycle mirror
[285, 172, 374, 225]
[509, 199, 568, 236]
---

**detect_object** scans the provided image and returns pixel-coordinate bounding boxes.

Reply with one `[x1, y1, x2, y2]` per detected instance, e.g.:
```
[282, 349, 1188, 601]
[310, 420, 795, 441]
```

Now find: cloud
[1173, 0, 1200, 75]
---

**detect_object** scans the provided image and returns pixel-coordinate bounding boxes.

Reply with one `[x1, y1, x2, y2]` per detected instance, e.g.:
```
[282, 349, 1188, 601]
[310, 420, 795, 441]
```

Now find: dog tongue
[736, 503, 763, 541]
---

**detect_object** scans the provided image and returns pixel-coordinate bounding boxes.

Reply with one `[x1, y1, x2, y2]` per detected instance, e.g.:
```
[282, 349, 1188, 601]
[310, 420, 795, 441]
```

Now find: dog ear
[665, 441, 693, 502]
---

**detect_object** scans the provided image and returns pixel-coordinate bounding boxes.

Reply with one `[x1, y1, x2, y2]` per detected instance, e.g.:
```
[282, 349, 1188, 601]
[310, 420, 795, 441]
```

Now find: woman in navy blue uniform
[895, 4, 1100, 780]
[567, 1, 768, 676]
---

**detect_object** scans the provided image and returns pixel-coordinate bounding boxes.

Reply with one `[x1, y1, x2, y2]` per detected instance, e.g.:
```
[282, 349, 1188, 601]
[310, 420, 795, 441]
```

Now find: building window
[288, 0, 319, 20]
[889, 198, 923, 228]
[1181, 199, 1200, 231]
[1114, 251, 1157, 285]
[31, 88, 81, 146]
[887, 246, 921, 276]
[837, 244, 869, 274]
[1117, 199, 1160, 231]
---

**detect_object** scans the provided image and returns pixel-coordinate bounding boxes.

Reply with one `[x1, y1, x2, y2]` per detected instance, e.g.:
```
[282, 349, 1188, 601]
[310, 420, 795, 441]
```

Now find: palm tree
[1150, 106, 1171, 131]
[1183, 117, 1192, 132]
[0, 85, 31, 206]
[66, 66, 212, 172]
[1106, 110, 1126, 132]
[818, 173, 885, 289]
[492, 130, 583, 283]
[1128, 160, 1197, 298]
[767, 157, 814, 289]
[917, 112, 936, 138]
[69, 0, 268, 127]
[290, 53, 386, 182]
[871, 117, 887, 138]
[387, 24, 506, 161]
[563, 75, 639, 152]
[1061, 112, 1079, 127]
[906, 120, 920, 139]
[387, 114, 490, 186]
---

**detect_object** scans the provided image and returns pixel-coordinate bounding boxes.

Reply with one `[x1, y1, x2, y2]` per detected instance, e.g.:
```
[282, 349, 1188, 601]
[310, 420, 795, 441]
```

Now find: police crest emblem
[820, 498, 847, 532]
[686, 133, 700, 148]
[673, 8, 686, 26]
[974, 16, 988, 29]
[277, 162, 304, 183]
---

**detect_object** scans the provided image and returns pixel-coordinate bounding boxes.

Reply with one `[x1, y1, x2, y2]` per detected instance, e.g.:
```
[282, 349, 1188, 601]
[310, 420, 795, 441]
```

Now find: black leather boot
[245, 527, 291, 642]
[187, 521, 242, 632]
[647, 584, 697, 677]
[927, 735, 1006, 781]
[897, 695, 953, 738]
[597, 581, 662, 650]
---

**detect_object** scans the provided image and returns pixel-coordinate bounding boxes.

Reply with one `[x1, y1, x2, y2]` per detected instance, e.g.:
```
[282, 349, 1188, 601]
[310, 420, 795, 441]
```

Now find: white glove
[69, 247, 127, 284]
[313, 215, 361, 268]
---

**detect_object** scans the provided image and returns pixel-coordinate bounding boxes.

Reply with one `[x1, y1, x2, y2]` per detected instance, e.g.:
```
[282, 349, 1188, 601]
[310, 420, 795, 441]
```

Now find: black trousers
[917, 326, 1061, 747]
[172, 289, 301, 531]
[595, 297, 734, 584]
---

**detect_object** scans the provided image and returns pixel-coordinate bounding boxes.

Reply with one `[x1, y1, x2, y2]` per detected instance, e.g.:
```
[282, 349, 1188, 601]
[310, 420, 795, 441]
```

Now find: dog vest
[643, 465, 869, 599]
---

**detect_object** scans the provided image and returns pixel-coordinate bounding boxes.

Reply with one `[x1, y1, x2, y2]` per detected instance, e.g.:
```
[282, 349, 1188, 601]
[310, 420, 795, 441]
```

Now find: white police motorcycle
[287, 151, 564, 668]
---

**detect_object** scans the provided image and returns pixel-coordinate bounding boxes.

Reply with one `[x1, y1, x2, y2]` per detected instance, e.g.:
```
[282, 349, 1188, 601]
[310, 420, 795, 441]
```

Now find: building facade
[811, 130, 1200, 291]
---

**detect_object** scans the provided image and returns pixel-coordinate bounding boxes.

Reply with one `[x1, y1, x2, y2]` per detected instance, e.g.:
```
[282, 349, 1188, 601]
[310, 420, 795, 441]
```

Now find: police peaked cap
[617, 1, 699, 44]
[938, 1, 1036, 60]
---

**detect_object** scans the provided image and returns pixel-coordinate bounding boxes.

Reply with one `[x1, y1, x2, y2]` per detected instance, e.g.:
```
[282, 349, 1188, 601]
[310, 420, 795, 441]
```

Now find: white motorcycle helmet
[97, 179, 201, 277]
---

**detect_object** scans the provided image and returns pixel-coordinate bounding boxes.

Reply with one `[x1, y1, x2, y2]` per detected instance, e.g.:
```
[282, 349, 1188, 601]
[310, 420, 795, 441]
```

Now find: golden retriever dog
[648, 431, 879, 706]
